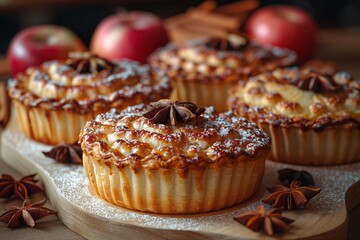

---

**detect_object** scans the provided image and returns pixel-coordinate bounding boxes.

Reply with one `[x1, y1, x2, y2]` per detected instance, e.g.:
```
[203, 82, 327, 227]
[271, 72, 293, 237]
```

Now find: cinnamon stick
[216, 0, 259, 16]
[197, 0, 217, 12]
[186, 8, 242, 30]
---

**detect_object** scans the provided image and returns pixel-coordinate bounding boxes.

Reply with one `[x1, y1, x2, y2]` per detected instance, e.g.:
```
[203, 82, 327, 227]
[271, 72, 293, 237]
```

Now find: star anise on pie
[262, 180, 321, 210]
[142, 99, 205, 126]
[206, 33, 248, 51]
[42, 143, 83, 165]
[234, 205, 294, 236]
[0, 198, 56, 228]
[65, 52, 116, 74]
[278, 168, 315, 186]
[0, 174, 43, 200]
[295, 72, 339, 92]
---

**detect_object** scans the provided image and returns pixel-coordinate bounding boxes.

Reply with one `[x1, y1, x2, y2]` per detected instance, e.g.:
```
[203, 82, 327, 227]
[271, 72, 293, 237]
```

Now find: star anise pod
[295, 72, 339, 92]
[278, 168, 315, 186]
[205, 33, 248, 51]
[65, 52, 116, 74]
[0, 174, 43, 200]
[234, 205, 294, 236]
[262, 180, 321, 210]
[42, 143, 83, 165]
[142, 99, 205, 126]
[0, 198, 56, 228]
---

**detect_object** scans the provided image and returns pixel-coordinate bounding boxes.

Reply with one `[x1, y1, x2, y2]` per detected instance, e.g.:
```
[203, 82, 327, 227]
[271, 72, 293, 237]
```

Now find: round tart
[8, 52, 171, 145]
[229, 66, 360, 165]
[80, 100, 270, 214]
[150, 34, 296, 112]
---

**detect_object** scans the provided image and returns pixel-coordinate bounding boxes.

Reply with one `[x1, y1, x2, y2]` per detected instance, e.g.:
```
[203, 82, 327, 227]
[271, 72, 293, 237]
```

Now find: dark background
[0, 0, 359, 54]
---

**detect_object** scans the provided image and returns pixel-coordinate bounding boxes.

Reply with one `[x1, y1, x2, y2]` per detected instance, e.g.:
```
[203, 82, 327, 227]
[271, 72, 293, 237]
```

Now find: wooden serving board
[1, 118, 360, 240]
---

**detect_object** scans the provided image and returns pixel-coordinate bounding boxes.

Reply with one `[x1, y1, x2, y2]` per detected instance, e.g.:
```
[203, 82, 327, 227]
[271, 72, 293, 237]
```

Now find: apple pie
[150, 34, 296, 112]
[8, 52, 171, 145]
[80, 100, 271, 213]
[229, 66, 360, 165]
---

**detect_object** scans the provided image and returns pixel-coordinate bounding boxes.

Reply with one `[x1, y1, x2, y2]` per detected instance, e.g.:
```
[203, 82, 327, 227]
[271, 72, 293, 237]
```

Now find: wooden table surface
[0, 28, 360, 239]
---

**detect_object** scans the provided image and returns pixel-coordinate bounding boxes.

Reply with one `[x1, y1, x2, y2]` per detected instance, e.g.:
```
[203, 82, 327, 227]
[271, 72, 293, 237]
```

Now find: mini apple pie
[229, 66, 360, 165]
[8, 52, 171, 145]
[80, 100, 270, 213]
[150, 34, 296, 112]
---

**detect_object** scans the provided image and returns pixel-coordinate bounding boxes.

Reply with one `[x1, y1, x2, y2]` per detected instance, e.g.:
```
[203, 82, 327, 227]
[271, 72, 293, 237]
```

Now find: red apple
[246, 5, 317, 63]
[90, 11, 169, 64]
[7, 25, 86, 76]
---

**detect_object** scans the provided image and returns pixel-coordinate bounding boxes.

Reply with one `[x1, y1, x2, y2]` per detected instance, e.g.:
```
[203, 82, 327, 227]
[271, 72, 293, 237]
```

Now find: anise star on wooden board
[42, 143, 83, 165]
[278, 168, 315, 186]
[262, 180, 321, 210]
[0, 174, 43, 200]
[0, 198, 56, 228]
[234, 205, 294, 236]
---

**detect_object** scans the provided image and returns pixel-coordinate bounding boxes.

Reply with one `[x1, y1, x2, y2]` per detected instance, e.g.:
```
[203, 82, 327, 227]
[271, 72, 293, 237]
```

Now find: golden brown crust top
[8, 54, 171, 114]
[150, 39, 296, 83]
[79, 104, 271, 170]
[230, 67, 360, 130]
[302, 59, 338, 75]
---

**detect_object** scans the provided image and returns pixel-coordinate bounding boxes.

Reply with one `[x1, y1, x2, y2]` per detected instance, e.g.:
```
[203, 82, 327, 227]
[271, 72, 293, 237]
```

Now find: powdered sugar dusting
[2, 121, 360, 237]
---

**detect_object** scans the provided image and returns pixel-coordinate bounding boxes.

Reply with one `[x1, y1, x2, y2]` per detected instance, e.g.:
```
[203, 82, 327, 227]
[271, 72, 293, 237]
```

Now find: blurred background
[0, 0, 359, 54]
[0, 0, 359, 77]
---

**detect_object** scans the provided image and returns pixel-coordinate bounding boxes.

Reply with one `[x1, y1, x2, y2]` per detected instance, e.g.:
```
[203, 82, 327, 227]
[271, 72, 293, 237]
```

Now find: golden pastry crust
[8, 53, 172, 145]
[79, 104, 271, 170]
[150, 39, 296, 82]
[81, 100, 271, 213]
[8, 59, 171, 114]
[230, 67, 360, 130]
[302, 59, 338, 75]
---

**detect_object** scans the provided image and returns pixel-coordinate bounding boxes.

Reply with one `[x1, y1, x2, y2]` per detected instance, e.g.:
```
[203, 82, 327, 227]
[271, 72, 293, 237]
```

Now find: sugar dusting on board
[2, 120, 360, 235]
